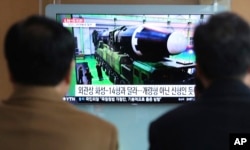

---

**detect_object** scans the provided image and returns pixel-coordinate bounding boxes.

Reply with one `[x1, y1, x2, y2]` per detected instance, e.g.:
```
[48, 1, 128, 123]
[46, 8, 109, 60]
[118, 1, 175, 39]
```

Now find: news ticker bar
[63, 23, 96, 27]
[63, 96, 195, 103]
[75, 85, 195, 97]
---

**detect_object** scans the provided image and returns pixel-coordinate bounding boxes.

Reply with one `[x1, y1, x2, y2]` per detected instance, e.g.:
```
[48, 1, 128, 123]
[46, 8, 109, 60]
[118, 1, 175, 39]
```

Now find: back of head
[4, 15, 75, 86]
[194, 12, 250, 80]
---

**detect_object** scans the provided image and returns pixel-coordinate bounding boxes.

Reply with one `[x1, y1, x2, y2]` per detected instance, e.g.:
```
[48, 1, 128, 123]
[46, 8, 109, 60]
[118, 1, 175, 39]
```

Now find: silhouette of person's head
[194, 12, 250, 87]
[4, 15, 75, 86]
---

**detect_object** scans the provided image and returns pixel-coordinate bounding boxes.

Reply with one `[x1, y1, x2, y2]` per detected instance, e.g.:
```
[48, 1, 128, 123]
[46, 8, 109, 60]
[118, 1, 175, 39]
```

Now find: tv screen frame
[45, 4, 228, 18]
[45, 4, 228, 104]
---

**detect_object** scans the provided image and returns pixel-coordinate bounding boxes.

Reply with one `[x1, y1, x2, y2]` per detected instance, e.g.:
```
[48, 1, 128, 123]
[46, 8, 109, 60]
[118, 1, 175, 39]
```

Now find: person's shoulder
[0, 99, 8, 106]
[0, 100, 4, 104]
[0, 100, 4, 107]
[70, 107, 116, 130]
[151, 103, 201, 126]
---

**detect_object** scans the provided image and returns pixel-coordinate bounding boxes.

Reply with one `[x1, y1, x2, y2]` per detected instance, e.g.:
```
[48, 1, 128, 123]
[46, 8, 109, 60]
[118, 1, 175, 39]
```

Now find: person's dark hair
[4, 15, 75, 86]
[194, 76, 204, 99]
[194, 12, 250, 80]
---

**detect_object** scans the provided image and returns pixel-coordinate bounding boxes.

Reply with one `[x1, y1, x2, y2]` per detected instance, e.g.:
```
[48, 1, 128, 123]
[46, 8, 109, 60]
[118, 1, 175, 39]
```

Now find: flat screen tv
[45, 4, 228, 103]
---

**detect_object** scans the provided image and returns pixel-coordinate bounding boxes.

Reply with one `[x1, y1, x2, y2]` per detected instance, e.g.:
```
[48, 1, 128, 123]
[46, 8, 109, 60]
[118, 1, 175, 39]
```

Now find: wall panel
[0, 0, 39, 99]
[231, 0, 250, 23]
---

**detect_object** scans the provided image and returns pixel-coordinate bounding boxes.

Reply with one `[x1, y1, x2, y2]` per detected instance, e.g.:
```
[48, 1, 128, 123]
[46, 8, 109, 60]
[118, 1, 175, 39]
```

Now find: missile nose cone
[167, 31, 188, 54]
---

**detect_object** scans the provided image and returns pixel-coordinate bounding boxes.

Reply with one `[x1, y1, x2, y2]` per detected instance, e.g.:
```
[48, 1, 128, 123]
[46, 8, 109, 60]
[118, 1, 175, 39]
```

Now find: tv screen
[45, 4, 227, 103]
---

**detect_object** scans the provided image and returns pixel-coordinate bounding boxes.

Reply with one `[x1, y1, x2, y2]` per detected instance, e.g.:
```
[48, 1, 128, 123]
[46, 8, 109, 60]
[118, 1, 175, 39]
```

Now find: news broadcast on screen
[45, 4, 227, 103]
